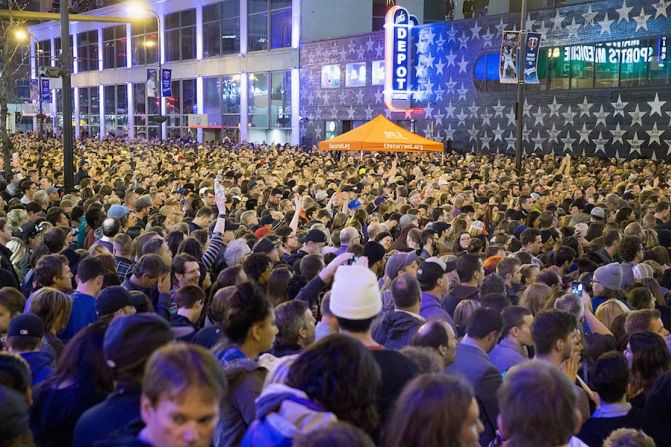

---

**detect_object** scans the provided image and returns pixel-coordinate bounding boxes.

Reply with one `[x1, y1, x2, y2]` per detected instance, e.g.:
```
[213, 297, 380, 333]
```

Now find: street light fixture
[126, 4, 166, 141]
[14, 27, 47, 140]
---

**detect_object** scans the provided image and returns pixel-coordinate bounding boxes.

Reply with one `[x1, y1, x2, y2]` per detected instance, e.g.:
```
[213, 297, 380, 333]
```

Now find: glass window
[248, 11, 268, 51]
[548, 47, 570, 89]
[594, 43, 619, 88]
[105, 85, 116, 115]
[321, 65, 341, 88]
[182, 79, 196, 115]
[372, 60, 385, 85]
[222, 75, 241, 114]
[203, 4, 222, 58]
[165, 9, 196, 61]
[134, 83, 146, 114]
[249, 0, 267, 14]
[271, 71, 291, 128]
[249, 0, 291, 51]
[167, 81, 181, 116]
[619, 40, 650, 87]
[649, 36, 670, 84]
[103, 25, 127, 69]
[346, 62, 366, 87]
[568, 45, 594, 89]
[203, 77, 222, 126]
[37, 39, 51, 71]
[248, 73, 269, 128]
[77, 30, 99, 72]
[372, 0, 390, 32]
[222, 17, 241, 54]
[131, 21, 158, 66]
[270, 7, 291, 49]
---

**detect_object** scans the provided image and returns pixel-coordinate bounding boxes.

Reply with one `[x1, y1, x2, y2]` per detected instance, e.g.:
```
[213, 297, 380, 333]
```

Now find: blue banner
[147, 69, 158, 98]
[30, 79, 38, 102]
[41, 79, 51, 103]
[524, 32, 542, 84]
[161, 68, 172, 97]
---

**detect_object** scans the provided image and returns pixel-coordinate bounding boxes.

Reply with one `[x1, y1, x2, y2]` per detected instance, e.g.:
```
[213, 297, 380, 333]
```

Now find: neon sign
[384, 6, 417, 111]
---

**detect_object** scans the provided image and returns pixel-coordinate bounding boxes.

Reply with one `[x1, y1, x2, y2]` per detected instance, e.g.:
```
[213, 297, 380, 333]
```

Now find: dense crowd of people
[1, 132, 671, 447]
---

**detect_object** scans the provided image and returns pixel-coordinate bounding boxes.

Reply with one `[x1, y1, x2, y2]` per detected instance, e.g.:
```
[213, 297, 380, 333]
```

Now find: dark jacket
[121, 278, 172, 321]
[192, 324, 224, 349]
[72, 381, 142, 447]
[0, 243, 19, 286]
[446, 341, 502, 447]
[372, 310, 423, 350]
[241, 384, 336, 447]
[214, 350, 268, 447]
[269, 343, 303, 358]
[443, 285, 481, 317]
[20, 350, 54, 386]
[577, 406, 669, 447]
[168, 314, 198, 342]
[369, 347, 418, 425]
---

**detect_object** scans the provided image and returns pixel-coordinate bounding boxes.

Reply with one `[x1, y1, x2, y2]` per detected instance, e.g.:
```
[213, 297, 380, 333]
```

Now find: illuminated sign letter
[384, 6, 415, 111]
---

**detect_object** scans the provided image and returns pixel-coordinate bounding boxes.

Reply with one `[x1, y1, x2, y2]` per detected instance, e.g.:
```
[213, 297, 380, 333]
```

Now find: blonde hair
[595, 299, 630, 331]
[29, 287, 73, 333]
[520, 283, 554, 315]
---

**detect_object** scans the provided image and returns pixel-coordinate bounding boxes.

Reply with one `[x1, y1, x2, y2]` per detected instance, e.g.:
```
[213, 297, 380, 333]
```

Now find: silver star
[583, 5, 598, 26]
[348, 40, 357, 54]
[523, 128, 532, 143]
[537, 21, 549, 40]
[384, 108, 393, 119]
[548, 123, 561, 144]
[525, 17, 536, 31]
[470, 21, 482, 39]
[506, 107, 517, 127]
[562, 131, 576, 152]
[562, 105, 577, 126]
[627, 131, 644, 154]
[435, 33, 446, 48]
[578, 123, 591, 144]
[374, 89, 383, 104]
[482, 28, 494, 48]
[523, 99, 531, 118]
[446, 50, 457, 67]
[446, 77, 457, 94]
[458, 56, 469, 74]
[598, 11, 615, 35]
[495, 18, 507, 35]
[653, 0, 670, 18]
[424, 104, 434, 120]
[404, 109, 413, 120]
[445, 101, 456, 118]
[647, 122, 663, 145]
[468, 124, 479, 142]
[532, 131, 545, 152]
[422, 127, 433, 138]
[593, 132, 609, 154]
[628, 103, 647, 126]
[456, 108, 468, 127]
[314, 126, 323, 139]
[458, 32, 469, 50]
[612, 94, 628, 117]
[648, 93, 666, 117]
[481, 131, 493, 151]
[468, 102, 479, 118]
[616, 1, 633, 22]
[356, 46, 365, 60]
[578, 97, 593, 117]
[458, 83, 468, 101]
[493, 100, 506, 118]
[434, 85, 445, 102]
[365, 37, 375, 52]
[444, 123, 456, 141]
[355, 90, 365, 104]
[505, 131, 517, 151]
[338, 48, 348, 60]
[339, 90, 348, 104]
[347, 106, 355, 119]
[552, 10, 565, 30]
[594, 105, 610, 127]
[481, 109, 493, 127]
[375, 43, 384, 58]
[612, 123, 626, 144]
[532, 106, 546, 126]
[493, 123, 505, 142]
[435, 58, 446, 75]
[364, 104, 373, 120]
[566, 17, 581, 39]
[434, 109, 445, 125]
[424, 28, 436, 45]
[633, 7, 651, 31]
[322, 91, 330, 106]
[548, 97, 562, 117]
[331, 105, 339, 118]
[446, 24, 458, 43]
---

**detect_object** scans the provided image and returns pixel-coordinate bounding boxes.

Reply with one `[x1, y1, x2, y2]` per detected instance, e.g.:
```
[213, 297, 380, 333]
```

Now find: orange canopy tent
[319, 115, 443, 153]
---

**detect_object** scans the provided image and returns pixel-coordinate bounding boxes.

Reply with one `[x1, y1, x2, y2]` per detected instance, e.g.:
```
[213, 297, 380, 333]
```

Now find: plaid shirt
[115, 256, 134, 280]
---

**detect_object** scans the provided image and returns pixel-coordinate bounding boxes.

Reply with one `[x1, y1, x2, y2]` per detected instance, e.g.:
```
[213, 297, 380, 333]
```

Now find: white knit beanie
[329, 266, 382, 320]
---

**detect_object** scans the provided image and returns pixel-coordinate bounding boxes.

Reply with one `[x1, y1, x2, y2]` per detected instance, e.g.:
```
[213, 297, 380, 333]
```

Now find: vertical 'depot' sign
[385, 5, 416, 111]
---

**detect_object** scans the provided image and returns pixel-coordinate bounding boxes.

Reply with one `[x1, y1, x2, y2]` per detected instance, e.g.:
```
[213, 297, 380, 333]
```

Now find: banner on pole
[41, 79, 52, 103]
[147, 69, 158, 98]
[30, 79, 39, 102]
[524, 32, 542, 84]
[499, 31, 520, 84]
[161, 69, 172, 97]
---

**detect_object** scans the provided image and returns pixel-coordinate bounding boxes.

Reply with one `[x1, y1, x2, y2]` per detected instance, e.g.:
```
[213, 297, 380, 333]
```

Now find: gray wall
[301, 0, 372, 42]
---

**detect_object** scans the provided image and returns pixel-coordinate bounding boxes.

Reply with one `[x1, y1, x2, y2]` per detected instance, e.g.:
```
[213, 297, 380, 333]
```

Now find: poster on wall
[161, 69, 172, 97]
[146, 69, 158, 98]
[524, 32, 542, 84]
[499, 31, 520, 84]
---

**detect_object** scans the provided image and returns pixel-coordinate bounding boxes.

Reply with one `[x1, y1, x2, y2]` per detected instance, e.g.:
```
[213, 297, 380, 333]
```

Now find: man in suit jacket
[446, 307, 503, 447]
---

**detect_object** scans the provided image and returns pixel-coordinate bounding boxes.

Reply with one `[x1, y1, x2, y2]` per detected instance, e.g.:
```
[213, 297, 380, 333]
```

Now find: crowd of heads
[0, 133, 670, 446]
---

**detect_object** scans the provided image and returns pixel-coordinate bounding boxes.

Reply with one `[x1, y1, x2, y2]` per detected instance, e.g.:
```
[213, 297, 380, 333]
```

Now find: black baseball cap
[253, 237, 281, 254]
[96, 286, 146, 316]
[302, 229, 327, 244]
[416, 258, 456, 286]
[7, 313, 44, 338]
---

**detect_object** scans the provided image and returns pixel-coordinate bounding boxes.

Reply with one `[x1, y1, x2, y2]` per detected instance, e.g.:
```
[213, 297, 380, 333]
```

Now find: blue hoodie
[20, 350, 54, 386]
[241, 384, 337, 447]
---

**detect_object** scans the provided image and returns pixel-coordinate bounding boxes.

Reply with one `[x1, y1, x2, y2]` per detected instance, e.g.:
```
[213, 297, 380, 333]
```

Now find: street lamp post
[14, 29, 45, 140]
[514, 0, 528, 174]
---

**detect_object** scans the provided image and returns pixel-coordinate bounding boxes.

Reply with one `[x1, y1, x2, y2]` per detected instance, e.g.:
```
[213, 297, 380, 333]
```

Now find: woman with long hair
[519, 282, 554, 316]
[28, 287, 73, 360]
[30, 321, 113, 447]
[382, 374, 483, 447]
[625, 331, 671, 408]
[242, 334, 381, 445]
[266, 268, 293, 307]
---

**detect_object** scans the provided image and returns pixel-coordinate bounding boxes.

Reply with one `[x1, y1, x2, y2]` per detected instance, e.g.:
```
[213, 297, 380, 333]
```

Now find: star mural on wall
[446, 50, 457, 67]
[374, 89, 383, 104]
[506, 107, 517, 127]
[533, 106, 546, 126]
[435, 58, 446, 75]
[598, 11, 615, 34]
[457, 83, 468, 101]
[616, 1, 633, 22]
[653, 0, 670, 18]
[594, 105, 610, 127]
[532, 131, 545, 151]
[468, 124, 478, 142]
[458, 32, 469, 50]
[566, 17, 581, 39]
[435, 32, 446, 48]
[365, 37, 375, 52]
[423, 104, 434, 119]
[493, 123, 505, 142]
[445, 101, 456, 118]
[628, 104, 647, 126]
[633, 7, 651, 31]
[355, 90, 365, 104]
[562, 105, 577, 126]
[446, 77, 457, 94]
[470, 21, 482, 39]
[482, 28, 494, 47]
[612, 94, 628, 117]
[578, 123, 591, 144]
[468, 102, 479, 118]
[648, 93, 666, 117]
[612, 123, 626, 144]
[505, 131, 516, 151]
[548, 97, 562, 117]
[647, 123, 663, 145]
[551, 10, 566, 30]
[627, 132, 645, 155]
[446, 24, 458, 42]
[537, 21, 550, 41]
[583, 5, 598, 26]
[481, 109, 493, 127]
[458, 56, 469, 73]
[578, 97, 593, 117]
[346, 106, 355, 119]
[434, 108, 445, 125]
[444, 124, 456, 141]
[493, 100, 506, 118]
[456, 109, 468, 126]
[593, 132, 609, 154]
[495, 18, 507, 35]
[375, 43, 384, 58]
[548, 123, 561, 144]
[561, 131, 576, 152]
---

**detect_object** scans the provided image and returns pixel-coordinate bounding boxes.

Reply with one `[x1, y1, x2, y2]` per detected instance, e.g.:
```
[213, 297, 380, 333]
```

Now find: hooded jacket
[20, 350, 54, 386]
[443, 284, 481, 316]
[241, 384, 336, 447]
[372, 310, 423, 350]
